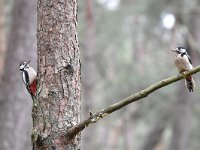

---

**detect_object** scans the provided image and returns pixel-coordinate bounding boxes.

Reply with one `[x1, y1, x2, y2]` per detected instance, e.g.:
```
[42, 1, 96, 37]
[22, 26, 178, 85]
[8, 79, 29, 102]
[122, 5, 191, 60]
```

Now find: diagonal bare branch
[66, 65, 200, 139]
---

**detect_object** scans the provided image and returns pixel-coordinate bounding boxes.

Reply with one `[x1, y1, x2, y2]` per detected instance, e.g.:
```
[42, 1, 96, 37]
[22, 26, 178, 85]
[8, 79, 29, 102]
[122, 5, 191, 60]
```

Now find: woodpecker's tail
[185, 76, 195, 92]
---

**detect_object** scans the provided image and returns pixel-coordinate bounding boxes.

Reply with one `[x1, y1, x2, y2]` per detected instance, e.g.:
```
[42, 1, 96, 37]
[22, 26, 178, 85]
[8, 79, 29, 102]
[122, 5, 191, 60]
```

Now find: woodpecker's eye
[19, 62, 27, 70]
[177, 47, 187, 54]
[19, 64, 25, 70]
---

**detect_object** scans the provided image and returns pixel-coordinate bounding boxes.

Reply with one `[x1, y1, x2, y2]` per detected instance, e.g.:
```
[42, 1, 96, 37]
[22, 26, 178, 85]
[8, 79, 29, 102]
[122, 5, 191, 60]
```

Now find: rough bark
[0, 0, 37, 149]
[33, 0, 81, 149]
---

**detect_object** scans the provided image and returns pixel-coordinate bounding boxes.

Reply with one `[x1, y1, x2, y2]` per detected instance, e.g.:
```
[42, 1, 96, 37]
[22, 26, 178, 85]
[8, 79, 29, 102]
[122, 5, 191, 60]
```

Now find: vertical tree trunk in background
[169, 84, 191, 150]
[33, 0, 81, 149]
[82, 0, 98, 149]
[169, 4, 200, 149]
[141, 111, 170, 150]
[0, 0, 37, 149]
[83, 0, 96, 116]
[0, 0, 6, 77]
[187, 0, 200, 62]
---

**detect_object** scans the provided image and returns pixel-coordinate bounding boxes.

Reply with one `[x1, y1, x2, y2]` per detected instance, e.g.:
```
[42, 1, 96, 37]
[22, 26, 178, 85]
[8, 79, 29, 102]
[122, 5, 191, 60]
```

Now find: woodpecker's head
[19, 60, 31, 71]
[171, 47, 187, 54]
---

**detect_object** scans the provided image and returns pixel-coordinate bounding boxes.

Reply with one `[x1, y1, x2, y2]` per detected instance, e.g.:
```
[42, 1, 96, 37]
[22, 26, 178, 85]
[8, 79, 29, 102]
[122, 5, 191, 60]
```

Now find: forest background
[0, 0, 200, 150]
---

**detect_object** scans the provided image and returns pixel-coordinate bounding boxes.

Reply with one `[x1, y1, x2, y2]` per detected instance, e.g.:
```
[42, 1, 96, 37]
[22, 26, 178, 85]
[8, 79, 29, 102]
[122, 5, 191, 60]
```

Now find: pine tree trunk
[33, 0, 81, 149]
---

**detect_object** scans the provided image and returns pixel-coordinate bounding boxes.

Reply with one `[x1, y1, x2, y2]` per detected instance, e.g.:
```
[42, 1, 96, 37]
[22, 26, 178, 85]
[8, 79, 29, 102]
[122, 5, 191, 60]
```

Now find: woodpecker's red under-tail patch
[185, 76, 195, 92]
[28, 79, 37, 96]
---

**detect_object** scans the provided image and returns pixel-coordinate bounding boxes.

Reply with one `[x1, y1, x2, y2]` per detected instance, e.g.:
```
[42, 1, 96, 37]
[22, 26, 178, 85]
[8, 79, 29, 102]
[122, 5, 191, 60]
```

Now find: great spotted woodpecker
[171, 47, 195, 92]
[19, 60, 37, 98]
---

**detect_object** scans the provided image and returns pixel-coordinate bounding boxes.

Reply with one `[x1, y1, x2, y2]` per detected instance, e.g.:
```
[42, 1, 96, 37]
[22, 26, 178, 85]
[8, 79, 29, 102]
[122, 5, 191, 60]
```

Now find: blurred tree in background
[0, 0, 5, 76]
[0, 0, 200, 150]
[79, 0, 200, 150]
[0, 0, 36, 149]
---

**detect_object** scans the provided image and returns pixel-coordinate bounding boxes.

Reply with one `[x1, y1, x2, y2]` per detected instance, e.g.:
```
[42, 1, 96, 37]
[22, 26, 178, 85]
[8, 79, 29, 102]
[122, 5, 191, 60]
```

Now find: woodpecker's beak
[25, 60, 31, 67]
[171, 48, 179, 52]
[27, 60, 31, 64]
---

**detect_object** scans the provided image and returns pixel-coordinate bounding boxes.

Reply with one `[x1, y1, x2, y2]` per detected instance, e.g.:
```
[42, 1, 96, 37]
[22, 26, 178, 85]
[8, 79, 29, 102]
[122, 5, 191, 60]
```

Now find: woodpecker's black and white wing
[186, 54, 192, 65]
[22, 70, 35, 96]
[21, 70, 30, 86]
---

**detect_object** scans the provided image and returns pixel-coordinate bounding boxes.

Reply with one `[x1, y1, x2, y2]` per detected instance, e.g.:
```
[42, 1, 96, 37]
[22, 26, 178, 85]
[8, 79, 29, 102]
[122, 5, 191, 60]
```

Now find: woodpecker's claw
[177, 72, 186, 77]
[89, 110, 93, 117]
